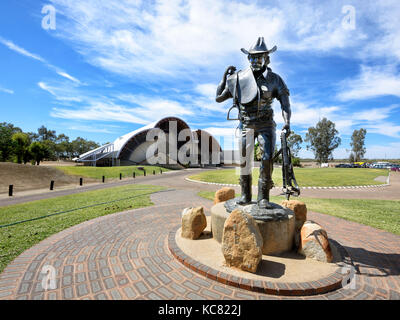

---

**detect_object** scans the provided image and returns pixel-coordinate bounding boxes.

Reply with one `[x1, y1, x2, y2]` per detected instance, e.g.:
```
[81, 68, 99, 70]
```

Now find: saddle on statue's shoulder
[227, 67, 258, 105]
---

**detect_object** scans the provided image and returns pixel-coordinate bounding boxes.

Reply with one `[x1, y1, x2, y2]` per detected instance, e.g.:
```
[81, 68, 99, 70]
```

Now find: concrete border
[168, 225, 351, 296]
[185, 172, 391, 190]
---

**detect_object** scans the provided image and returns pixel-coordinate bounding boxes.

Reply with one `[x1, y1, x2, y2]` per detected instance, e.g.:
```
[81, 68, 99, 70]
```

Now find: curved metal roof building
[74, 117, 222, 167]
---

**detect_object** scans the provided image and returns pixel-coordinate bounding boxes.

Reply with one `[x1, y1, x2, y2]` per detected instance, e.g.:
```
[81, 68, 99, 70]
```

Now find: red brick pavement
[0, 188, 399, 300]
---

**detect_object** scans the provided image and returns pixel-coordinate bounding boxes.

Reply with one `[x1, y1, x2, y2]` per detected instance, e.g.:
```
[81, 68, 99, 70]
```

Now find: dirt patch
[374, 175, 389, 183]
[39, 160, 84, 167]
[0, 162, 96, 194]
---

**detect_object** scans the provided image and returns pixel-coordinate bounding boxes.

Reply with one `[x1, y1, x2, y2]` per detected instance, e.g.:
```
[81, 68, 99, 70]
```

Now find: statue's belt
[240, 105, 273, 121]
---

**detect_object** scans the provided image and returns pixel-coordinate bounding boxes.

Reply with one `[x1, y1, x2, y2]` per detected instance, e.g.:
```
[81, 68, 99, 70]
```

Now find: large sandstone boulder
[281, 200, 307, 248]
[181, 207, 207, 240]
[214, 187, 235, 204]
[298, 221, 333, 263]
[222, 209, 263, 273]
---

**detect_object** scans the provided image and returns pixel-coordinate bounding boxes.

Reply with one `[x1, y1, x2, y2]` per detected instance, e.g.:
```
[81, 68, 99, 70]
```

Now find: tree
[29, 141, 50, 165]
[11, 132, 30, 164]
[350, 128, 367, 162]
[0, 122, 22, 161]
[287, 131, 303, 157]
[254, 142, 261, 161]
[305, 118, 341, 163]
[71, 137, 100, 158]
[37, 126, 57, 142]
[349, 152, 355, 163]
[35, 126, 58, 160]
[55, 134, 71, 159]
[26, 131, 39, 142]
[41, 139, 57, 160]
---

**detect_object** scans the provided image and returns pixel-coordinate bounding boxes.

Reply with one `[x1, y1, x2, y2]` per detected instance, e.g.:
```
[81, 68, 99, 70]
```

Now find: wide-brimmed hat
[241, 37, 277, 55]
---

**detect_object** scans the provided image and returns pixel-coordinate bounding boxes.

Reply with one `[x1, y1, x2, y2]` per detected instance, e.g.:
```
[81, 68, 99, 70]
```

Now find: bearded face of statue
[248, 53, 269, 71]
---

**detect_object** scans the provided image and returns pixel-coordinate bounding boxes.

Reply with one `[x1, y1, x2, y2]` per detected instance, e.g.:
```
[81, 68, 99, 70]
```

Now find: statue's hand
[224, 66, 236, 77]
[282, 123, 290, 136]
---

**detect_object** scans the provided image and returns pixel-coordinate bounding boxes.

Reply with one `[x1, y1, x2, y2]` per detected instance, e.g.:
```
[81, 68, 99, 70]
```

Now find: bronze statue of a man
[216, 37, 291, 209]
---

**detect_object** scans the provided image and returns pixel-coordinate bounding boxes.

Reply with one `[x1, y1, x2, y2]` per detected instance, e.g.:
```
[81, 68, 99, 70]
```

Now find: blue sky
[1, 0, 400, 159]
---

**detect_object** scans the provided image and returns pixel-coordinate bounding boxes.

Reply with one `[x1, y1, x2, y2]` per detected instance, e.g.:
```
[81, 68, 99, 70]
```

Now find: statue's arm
[216, 66, 235, 103]
[276, 75, 291, 132]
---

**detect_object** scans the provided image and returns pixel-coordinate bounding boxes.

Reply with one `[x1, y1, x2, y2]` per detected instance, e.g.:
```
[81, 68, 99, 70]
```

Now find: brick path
[0, 171, 399, 300]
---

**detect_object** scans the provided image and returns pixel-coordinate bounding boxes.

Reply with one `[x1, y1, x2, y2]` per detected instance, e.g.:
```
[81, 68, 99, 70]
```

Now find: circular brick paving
[0, 183, 400, 300]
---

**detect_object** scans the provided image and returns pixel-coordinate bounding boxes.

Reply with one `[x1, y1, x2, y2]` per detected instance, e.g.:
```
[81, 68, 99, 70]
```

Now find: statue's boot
[257, 179, 274, 209]
[237, 175, 252, 205]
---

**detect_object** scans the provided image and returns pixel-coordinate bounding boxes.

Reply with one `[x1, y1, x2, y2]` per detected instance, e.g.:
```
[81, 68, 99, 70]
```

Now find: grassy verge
[0, 184, 164, 273]
[198, 191, 400, 236]
[190, 168, 388, 187]
[56, 165, 171, 180]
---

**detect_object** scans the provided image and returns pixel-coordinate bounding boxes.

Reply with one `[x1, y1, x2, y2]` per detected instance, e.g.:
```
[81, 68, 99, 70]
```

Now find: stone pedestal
[211, 202, 295, 255]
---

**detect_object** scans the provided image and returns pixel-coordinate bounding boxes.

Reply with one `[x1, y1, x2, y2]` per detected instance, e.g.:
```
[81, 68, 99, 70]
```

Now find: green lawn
[190, 168, 388, 187]
[198, 191, 400, 236]
[0, 184, 164, 273]
[57, 165, 170, 180]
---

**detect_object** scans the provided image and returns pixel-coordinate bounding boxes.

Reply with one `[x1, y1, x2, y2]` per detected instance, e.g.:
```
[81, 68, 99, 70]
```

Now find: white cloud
[38, 82, 82, 102]
[275, 97, 343, 129]
[48, 0, 370, 79]
[115, 93, 194, 120]
[56, 71, 81, 84]
[195, 83, 217, 98]
[51, 102, 148, 125]
[364, 122, 400, 139]
[365, 142, 400, 159]
[0, 36, 81, 84]
[337, 65, 400, 101]
[67, 124, 117, 134]
[0, 86, 14, 94]
[0, 37, 46, 62]
[353, 105, 399, 122]
[44, 82, 194, 125]
[357, 1, 400, 61]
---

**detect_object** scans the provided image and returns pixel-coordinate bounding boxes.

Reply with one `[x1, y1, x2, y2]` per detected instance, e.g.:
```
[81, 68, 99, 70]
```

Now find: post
[80, 178, 83, 186]
[143, 169, 146, 177]
[50, 180, 54, 191]
[153, 170, 155, 175]
[102, 176, 105, 183]
[9, 185, 13, 197]
[160, 169, 162, 174]
[133, 172, 135, 178]
[120, 173, 122, 180]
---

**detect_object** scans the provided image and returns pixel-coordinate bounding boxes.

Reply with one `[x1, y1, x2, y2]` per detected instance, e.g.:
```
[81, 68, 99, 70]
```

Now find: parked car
[390, 164, 400, 171]
[335, 163, 352, 168]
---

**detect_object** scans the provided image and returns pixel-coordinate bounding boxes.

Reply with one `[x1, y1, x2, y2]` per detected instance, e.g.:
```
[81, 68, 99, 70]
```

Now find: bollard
[102, 176, 105, 183]
[50, 180, 54, 191]
[153, 170, 155, 175]
[80, 178, 83, 186]
[133, 172, 135, 178]
[143, 169, 146, 177]
[9, 185, 13, 197]
[160, 169, 162, 174]
[120, 173, 122, 180]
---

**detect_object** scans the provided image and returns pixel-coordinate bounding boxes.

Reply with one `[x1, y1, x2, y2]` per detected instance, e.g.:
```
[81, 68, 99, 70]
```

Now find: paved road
[1, 168, 399, 208]
[0, 168, 399, 300]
